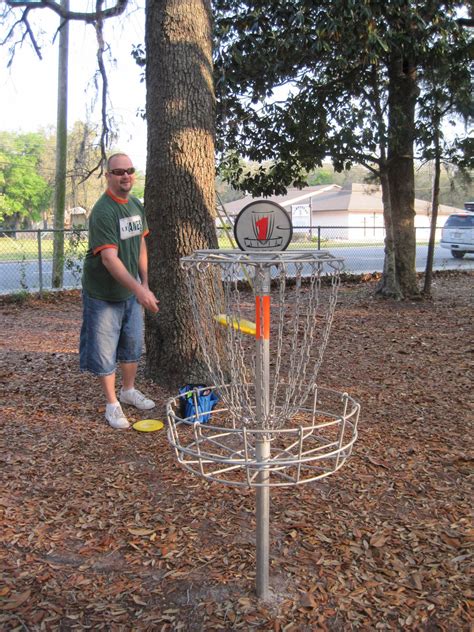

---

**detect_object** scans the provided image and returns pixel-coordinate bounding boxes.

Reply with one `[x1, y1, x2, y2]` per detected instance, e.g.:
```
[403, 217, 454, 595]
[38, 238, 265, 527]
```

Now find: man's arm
[100, 248, 159, 313]
[138, 235, 149, 288]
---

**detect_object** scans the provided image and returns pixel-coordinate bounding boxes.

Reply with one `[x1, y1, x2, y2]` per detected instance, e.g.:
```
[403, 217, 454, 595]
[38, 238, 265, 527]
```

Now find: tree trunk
[387, 56, 420, 300]
[423, 128, 441, 297]
[376, 168, 402, 298]
[144, 0, 218, 388]
[366, 64, 401, 299]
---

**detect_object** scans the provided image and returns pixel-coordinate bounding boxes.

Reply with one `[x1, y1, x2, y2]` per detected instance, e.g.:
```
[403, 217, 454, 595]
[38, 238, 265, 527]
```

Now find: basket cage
[179, 250, 345, 432]
[166, 383, 360, 488]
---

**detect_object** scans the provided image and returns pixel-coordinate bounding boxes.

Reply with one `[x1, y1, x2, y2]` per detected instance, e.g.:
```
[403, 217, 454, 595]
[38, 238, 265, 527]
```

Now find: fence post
[317, 226, 321, 250]
[37, 230, 43, 298]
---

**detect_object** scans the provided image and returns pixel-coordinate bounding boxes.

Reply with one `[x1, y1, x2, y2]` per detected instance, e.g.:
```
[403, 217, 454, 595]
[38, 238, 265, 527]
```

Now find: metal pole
[52, 0, 69, 288]
[255, 267, 271, 600]
[37, 230, 43, 298]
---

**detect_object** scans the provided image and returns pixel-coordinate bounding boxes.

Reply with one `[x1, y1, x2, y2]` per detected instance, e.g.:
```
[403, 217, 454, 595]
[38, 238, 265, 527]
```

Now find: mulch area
[0, 271, 472, 631]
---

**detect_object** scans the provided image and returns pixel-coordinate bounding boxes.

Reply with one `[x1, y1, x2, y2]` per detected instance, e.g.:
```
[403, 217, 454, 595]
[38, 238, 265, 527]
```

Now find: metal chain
[182, 251, 343, 430]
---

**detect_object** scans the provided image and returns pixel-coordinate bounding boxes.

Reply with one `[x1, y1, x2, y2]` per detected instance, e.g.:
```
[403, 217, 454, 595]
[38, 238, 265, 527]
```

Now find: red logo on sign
[255, 216, 269, 240]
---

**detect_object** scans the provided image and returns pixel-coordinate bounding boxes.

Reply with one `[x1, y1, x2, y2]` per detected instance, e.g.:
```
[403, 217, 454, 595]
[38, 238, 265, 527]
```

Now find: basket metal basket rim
[167, 402, 360, 435]
[165, 383, 360, 487]
[180, 248, 345, 267]
[167, 384, 360, 435]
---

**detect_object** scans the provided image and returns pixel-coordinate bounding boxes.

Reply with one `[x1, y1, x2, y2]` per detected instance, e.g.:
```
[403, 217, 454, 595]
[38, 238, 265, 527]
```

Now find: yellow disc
[215, 313, 256, 336]
[133, 419, 164, 432]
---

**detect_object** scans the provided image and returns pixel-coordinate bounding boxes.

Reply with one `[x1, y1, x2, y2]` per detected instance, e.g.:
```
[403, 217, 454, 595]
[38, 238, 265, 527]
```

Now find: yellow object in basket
[215, 314, 256, 336]
[132, 419, 164, 432]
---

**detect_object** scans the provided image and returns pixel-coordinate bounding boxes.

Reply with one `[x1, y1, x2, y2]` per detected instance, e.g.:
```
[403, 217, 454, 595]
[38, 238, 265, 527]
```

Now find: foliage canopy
[213, 0, 473, 196]
[0, 131, 51, 227]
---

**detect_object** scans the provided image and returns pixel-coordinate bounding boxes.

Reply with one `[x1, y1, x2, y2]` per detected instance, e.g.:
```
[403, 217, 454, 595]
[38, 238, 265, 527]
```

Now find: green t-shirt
[82, 192, 148, 301]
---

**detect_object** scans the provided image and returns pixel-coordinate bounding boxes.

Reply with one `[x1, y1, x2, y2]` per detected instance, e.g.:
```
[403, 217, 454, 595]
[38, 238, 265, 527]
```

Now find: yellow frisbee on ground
[133, 419, 164, 432]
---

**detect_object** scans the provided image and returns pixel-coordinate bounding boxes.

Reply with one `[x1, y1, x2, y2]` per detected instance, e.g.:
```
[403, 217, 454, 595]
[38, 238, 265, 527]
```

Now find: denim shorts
[79, 291, 144, 376]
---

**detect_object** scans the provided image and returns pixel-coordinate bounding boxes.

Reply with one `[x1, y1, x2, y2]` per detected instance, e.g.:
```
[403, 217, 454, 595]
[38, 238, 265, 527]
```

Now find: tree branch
[23, 10, 43, 58]
[6, 0, 129, 24]
[457, 17, 474, 27]
[2, 8, 43, 61]
[4, 0, 127, 181]
[79, 1, 113, 182]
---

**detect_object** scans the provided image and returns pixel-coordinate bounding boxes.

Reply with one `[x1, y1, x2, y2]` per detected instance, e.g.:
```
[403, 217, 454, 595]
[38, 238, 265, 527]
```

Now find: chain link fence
[0, 225, 461, 296]
[0, 229, 88, 296]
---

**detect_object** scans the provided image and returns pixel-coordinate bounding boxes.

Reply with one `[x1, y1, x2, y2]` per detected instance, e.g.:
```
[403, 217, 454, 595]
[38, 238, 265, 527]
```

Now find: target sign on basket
[234, 201, 293, 251]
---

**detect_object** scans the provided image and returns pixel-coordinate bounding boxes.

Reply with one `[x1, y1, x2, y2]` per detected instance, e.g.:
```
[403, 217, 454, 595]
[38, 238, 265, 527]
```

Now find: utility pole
[52, 0, 69, 288]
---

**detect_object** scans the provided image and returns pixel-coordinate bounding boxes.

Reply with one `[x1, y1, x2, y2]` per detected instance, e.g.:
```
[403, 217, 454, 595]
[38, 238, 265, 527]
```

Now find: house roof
[222, 183, 464, 217]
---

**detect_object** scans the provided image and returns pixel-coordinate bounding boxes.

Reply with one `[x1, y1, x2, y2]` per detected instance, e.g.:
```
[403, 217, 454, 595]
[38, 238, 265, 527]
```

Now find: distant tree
[38, 122, 107, 221]
[66, 121, 106, 212]
[306, 167, 334, 186]
[0, 131, 52, 229]
[414, 163, 472, 209]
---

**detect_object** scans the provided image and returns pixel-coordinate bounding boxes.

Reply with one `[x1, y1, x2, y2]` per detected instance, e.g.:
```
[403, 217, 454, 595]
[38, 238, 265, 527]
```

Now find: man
[80, 153, 159, 429]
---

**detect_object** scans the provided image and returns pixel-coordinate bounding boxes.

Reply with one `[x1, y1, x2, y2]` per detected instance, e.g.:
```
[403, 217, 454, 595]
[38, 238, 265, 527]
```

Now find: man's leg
[119, 362, 155, 410]
[99, 372, 118, 404]
[120, 362, 138, 391]
[117, 297, 155, 410]
[100, 372, 130, 428]
[80, 292, 129, 428]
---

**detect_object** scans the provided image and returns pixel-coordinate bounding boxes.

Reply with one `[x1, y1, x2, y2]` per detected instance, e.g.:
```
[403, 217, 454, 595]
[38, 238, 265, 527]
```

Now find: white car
[440, 211, 474, 259]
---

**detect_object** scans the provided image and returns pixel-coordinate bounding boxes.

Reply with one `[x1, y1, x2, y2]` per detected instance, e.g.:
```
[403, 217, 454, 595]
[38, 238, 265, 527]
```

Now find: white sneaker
[119, 388, 155, 411]
[105, 403, 130, 429]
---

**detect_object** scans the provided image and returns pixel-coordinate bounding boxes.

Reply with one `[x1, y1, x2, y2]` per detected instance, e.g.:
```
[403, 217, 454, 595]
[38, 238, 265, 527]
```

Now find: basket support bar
[255, 268, 271, 600]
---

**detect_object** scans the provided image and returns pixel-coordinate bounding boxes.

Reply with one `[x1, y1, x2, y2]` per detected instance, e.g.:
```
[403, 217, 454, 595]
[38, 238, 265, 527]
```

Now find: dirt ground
[0, 272, 472, 631]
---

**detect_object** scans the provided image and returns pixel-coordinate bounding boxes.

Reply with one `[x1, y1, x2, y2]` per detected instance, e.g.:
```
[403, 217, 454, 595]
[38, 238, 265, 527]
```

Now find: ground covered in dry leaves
[0, 272, 472, 631]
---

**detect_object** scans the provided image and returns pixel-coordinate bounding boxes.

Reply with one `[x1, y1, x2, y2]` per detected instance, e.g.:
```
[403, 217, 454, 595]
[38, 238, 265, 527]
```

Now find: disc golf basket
[166, 243, 360, 600]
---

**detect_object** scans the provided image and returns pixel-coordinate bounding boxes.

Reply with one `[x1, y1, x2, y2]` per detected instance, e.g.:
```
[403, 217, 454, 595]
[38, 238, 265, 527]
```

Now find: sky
[0, 1, 148, 169]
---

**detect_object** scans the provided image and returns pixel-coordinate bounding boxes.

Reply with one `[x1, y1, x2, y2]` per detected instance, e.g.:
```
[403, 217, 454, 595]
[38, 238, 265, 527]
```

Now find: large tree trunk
[144, 0, 218, 388]
[376, 168, 402, 299]
[387, 56, 420, 299]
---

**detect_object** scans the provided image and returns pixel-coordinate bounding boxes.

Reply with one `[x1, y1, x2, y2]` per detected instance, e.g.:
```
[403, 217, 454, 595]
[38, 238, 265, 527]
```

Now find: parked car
[440, 211, 474, 258]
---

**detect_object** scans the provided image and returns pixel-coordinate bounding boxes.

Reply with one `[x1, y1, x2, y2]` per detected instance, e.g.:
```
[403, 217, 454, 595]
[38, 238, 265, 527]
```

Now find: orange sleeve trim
[92, 244, 118, 256]
[143, 229, 150, 238]
[255, 295, 271, 340]
[106, 189, 128, 204]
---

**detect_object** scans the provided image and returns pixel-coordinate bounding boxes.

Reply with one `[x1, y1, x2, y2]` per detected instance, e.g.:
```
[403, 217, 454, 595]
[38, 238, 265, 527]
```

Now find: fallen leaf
[0, 590, 31, 610]
[300, 592, 318, 609]
[127, 528, 156, 536]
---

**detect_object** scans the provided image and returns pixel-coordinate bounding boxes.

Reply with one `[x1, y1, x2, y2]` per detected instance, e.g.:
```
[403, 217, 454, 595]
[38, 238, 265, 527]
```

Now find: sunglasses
[109, 167, 136, 176]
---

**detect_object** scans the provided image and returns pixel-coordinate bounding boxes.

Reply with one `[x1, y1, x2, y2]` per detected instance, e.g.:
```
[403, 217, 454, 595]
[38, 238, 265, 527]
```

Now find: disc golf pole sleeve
[255, 296, 270, 340]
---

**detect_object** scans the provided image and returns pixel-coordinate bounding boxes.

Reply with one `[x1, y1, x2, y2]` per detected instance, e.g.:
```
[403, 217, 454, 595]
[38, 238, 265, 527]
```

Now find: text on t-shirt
[120, 215, 143, 240]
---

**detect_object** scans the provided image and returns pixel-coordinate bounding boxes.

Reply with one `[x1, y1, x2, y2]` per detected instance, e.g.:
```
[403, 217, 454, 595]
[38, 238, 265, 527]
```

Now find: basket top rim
[181, 249, 344, 265]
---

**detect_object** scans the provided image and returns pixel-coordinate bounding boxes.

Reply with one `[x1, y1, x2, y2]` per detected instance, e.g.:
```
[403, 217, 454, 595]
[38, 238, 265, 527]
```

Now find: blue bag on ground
[179, 385, 219, 424]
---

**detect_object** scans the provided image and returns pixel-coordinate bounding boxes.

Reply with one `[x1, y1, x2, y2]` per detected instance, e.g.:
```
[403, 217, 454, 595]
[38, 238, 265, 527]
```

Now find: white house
[65, 207, 88, 229]
[222, 183, 464, 241]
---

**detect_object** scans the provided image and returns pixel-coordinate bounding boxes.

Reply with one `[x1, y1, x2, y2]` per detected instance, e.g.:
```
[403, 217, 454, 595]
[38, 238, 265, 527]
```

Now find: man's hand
[100, 248, 159, 312]
[136, 285, 160, 313]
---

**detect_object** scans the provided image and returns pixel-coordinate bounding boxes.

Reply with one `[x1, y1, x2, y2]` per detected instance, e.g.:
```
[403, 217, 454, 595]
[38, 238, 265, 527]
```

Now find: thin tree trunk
[387, 55, 420, 300]
[423, 129, 441, 297]
[144, 0, 218, 388]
